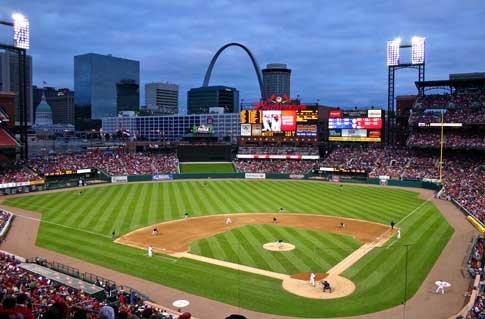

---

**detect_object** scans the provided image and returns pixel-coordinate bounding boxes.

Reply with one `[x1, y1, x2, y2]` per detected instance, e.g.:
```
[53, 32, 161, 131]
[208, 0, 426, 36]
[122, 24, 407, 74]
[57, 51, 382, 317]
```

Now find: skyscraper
[145, 82, 179, 115]
[74, 53, 139, 130]
[187, 86, 239, 115]
[262, 63, 291, 100]
[0, 50, 33, 125]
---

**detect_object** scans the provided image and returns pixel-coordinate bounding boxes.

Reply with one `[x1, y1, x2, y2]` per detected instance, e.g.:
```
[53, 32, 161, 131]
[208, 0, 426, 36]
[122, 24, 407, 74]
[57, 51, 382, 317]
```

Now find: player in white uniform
[309, 272, 316, 287]
[148, 246, 153, 257]
[225, 217, 232, 225]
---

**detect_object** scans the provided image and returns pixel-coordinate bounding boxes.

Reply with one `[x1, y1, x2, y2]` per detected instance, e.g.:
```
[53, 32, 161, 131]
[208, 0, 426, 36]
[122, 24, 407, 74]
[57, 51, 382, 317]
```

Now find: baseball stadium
[1, 13, 485, 319]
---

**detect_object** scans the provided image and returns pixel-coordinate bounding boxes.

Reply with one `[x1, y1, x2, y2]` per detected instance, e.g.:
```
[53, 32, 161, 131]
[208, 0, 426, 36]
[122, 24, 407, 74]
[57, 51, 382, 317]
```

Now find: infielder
[148, 246, 153, 257]
[397, 230, 401, 239]
[225, 217, 232, 225]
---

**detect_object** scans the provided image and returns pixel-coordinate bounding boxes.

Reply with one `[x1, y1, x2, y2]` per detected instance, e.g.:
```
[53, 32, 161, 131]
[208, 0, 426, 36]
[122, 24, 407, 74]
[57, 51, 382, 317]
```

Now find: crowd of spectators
[409, 108, 485, 125]
[407, 132, 485, 150]
[234, 159, 315, 174]
[414, 93, 485, 110]
[317, 145, 484, 223]
[319, 145, 412, 178]
[0, 167, 42, 184]
[0, 253, 185, 319]
[238, 146, 319, 155]
[29, 152, 179, 176]
[441, 157, 485, 222]
[411, 93, 485, 126]
[461, 237, 485, 319]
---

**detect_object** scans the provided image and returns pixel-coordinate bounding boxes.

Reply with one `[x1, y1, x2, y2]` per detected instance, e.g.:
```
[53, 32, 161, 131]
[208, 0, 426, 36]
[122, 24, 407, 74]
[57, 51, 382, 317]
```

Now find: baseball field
[2, 180, 453, 317]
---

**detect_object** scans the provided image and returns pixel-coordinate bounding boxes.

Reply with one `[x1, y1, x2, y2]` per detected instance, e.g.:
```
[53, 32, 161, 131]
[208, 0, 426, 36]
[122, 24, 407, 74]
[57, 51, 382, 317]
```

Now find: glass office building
[102, 113, 240, 143]
[187, 86, 239, 114]
[74, 53, 139, 130]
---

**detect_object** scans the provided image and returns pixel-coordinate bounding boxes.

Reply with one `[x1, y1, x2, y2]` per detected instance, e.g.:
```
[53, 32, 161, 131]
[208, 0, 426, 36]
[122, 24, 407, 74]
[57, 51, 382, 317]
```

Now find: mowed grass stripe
[262, 225, 321, 272]
[187, 182, 217, 215]
[147, 184, 161, 225]
[242, 226, 290, 273]
[115, 185, 146, 234]
[92, 185, 135, 233]
[77, 186, 121, 229]
[3, 180, 453, 318]
[59, 188, 107, 226]
[220, 228, 259, 266]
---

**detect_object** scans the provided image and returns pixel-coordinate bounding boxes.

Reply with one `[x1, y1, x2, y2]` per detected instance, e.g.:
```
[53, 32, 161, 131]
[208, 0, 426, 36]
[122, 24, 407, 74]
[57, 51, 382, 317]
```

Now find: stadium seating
[234, 159, 315, 174]
[28, 152, 179, 176]
[0, 253, 181, 319]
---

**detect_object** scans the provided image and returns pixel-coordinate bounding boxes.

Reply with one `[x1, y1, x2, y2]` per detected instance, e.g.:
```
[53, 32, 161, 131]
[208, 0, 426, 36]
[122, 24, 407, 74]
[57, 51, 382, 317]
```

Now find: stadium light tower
[386, 36, 426, 144]
[0, 12, 30, 159]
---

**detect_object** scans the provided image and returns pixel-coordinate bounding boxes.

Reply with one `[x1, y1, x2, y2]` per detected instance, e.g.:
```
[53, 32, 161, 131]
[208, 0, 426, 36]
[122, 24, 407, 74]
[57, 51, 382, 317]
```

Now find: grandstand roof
[0, 128, 20, 148]
[415, 77, 485, 90]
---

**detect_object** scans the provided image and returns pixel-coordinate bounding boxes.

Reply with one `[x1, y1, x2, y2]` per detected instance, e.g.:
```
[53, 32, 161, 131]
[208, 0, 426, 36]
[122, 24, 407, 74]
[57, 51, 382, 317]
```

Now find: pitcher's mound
[263, 242, 295, 251]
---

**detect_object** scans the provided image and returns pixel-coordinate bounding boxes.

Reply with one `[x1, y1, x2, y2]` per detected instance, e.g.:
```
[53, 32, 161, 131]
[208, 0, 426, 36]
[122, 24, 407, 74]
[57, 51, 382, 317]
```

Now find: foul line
[10, 212, 112, 239]
[397, 194, 435, 226]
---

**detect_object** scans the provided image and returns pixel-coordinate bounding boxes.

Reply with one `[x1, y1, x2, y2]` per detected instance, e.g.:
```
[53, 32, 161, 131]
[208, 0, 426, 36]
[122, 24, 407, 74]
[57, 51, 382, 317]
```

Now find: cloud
[2, 0, 484, 110]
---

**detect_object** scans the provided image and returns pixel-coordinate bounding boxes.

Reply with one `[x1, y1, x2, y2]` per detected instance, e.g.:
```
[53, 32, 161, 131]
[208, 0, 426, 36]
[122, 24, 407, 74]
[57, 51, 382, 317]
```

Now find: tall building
[74, 53, 139, 130]
[145, 82, 179, 115]
[116, 79, 139, 113]
[0, 50, 33, 125]
[187, 86, 239, 115]
[34, 86, 75, 125]
[262, 63, 291, 100]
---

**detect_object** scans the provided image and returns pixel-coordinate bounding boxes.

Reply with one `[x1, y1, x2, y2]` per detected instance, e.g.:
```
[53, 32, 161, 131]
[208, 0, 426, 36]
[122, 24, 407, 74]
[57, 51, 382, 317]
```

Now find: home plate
[172, 299, 190, 308]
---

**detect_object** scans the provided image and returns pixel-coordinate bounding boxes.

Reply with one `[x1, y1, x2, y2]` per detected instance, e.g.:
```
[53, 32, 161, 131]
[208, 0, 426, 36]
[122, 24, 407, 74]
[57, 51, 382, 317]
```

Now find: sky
[1, 0, 484, 112]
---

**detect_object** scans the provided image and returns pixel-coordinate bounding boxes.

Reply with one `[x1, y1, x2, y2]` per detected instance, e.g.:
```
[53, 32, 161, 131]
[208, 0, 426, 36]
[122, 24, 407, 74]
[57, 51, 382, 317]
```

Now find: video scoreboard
[240, 108, 318, 138]
[328, 109, 383, 142]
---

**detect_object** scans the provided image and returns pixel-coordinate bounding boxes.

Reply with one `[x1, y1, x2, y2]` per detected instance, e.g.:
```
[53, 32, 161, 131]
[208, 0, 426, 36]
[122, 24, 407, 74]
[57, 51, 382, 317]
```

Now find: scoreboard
[328, 109, 383, 142]
[240, 108, 318, 138]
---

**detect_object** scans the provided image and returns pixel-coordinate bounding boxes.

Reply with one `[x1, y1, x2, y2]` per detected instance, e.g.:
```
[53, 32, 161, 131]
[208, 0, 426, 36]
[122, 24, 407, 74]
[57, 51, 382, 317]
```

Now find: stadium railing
[449, 273, 481, 319]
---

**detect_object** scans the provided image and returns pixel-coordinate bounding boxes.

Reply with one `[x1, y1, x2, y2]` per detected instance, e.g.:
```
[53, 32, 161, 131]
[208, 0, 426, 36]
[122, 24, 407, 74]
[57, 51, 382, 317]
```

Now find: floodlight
[387, 39, 401, 66]
[12, 13, 30, 49]
[411, 36, 425, 64]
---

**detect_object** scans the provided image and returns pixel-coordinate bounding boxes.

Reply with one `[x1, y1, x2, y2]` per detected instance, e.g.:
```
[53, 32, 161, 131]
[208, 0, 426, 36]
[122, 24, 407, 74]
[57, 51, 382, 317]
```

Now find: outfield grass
[179, 162, 235, 173]
[3, 181, 453, 317]
[189, 224, 362, 274]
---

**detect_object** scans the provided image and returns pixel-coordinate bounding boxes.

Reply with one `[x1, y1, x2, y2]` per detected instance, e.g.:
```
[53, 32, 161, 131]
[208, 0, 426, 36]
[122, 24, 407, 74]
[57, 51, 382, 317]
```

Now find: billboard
[328, 109, 383, 142]
[240, 108, 318, 138]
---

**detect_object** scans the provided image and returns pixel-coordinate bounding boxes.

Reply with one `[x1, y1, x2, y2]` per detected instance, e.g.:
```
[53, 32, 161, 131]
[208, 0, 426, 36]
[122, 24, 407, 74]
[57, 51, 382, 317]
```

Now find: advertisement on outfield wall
[152, 174, 173, 181]
[111, 176, 128, 183]
[245, 173, 266, 179]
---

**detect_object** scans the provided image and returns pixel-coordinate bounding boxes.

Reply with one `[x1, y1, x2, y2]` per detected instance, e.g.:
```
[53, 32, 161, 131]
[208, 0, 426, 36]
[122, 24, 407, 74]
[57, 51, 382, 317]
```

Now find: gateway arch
[202, 43, 264, 99]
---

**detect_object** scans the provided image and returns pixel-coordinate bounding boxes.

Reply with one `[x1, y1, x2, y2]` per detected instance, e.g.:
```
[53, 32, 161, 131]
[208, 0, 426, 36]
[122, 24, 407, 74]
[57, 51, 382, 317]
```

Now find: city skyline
[1, 0, 484, 110]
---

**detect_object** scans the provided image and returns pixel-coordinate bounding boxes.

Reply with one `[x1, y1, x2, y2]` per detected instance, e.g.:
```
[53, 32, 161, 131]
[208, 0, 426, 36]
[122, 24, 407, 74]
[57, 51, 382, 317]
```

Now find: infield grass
[179, 162, 235, 173]
[189, 224, 362, 274]
[3, 180, 453, 317]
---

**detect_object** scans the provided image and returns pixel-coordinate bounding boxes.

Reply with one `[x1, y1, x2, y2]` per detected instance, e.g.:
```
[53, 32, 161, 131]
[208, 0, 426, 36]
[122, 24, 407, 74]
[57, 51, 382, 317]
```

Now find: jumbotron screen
[328, 109, 383, 142]
[240, 108, 318, 137]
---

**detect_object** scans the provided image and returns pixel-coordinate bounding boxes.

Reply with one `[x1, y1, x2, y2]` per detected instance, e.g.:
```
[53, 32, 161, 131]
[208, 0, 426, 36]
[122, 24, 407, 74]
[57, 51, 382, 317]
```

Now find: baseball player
[225, 217, 232, 225]
[148, 246, 153, 257]
[397, 230, 401, 239]
[309, 272, 316, 287]
[435, 280, 446, 294]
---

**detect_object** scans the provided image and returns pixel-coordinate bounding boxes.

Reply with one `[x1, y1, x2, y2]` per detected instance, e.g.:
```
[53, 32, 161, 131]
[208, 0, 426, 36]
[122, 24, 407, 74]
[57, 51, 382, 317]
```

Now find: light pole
[0, 13, 30, 159]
